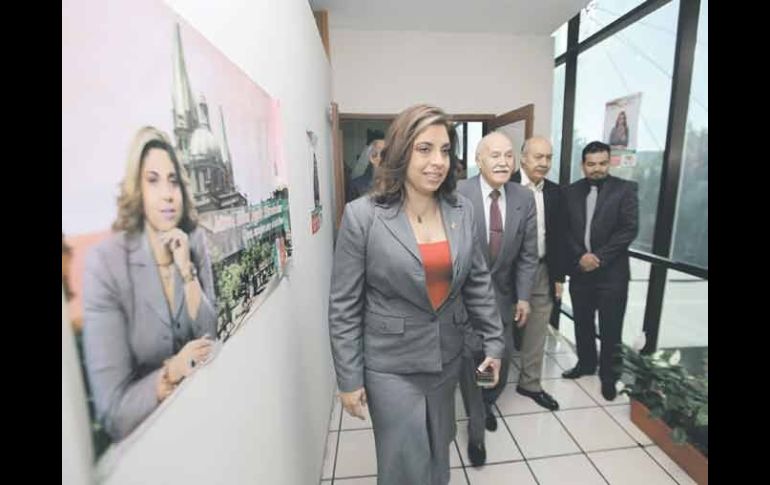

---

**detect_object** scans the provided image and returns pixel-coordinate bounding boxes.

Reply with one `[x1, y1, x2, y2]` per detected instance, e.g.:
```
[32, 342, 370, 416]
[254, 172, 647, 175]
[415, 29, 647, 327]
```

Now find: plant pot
[630, 399, 708, 485]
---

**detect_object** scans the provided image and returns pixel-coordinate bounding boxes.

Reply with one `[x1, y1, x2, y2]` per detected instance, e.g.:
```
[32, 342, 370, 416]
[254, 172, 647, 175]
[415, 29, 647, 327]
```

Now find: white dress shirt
[520, 170, 546, 259]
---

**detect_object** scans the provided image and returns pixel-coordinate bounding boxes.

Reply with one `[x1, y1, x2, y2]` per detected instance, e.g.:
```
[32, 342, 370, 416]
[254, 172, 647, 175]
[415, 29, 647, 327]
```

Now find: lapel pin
[451, 222, 457, 229]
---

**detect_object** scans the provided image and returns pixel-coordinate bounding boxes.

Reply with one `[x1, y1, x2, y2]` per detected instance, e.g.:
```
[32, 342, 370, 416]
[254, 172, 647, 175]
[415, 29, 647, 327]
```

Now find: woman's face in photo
[141, 147, 183, 232]
[405, 124, 451, 196]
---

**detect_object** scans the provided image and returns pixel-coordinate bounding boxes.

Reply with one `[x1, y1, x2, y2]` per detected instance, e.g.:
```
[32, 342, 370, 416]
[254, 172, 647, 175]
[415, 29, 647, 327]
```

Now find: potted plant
[618, 341, 708, 485]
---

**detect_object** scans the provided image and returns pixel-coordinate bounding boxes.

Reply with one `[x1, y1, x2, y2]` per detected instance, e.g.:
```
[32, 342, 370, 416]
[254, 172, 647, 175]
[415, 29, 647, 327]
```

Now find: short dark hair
[582, 141, 611, 162]
[367, 129, 385, 145]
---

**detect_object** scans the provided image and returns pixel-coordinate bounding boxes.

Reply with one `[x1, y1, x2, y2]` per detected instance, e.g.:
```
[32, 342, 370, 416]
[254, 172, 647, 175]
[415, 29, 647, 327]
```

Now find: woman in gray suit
[329, 105, 505, 484]
[82, 126, 218, 441]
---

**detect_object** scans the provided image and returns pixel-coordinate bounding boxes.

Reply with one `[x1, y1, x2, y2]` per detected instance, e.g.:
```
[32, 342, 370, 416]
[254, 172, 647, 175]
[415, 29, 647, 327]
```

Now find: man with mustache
[456, 131, 538, 467]
[509, 136, 563, 411]
[560, 141, 639, 402]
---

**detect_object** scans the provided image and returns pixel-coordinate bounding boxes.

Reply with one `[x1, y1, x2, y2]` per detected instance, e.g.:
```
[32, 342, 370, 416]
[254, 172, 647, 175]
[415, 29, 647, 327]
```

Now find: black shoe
[467, 442, 487, 467]
[516, 387, 560, 411]
[484, 407, 498, 432]
[561, 365, 595, 379]
[601, 380, 617, 401]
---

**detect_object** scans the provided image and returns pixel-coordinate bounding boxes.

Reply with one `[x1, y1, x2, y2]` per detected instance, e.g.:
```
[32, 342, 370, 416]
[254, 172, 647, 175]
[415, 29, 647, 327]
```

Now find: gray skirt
[364, 354, 461, 485]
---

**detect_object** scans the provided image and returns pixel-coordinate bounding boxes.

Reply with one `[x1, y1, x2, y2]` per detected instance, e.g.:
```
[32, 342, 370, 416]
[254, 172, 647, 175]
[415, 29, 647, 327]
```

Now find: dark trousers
[569, 282, 628, 383]
[458, 351, 486, 445]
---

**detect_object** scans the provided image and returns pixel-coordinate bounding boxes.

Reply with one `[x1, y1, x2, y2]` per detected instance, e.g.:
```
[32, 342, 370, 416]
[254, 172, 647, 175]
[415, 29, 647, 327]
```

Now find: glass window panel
[553, 22, 568, 57]
[550, 64, 565, 183]
[671, 0, 707, 269]
[571, 0, 680, 253]
[580, 0, 649, 42]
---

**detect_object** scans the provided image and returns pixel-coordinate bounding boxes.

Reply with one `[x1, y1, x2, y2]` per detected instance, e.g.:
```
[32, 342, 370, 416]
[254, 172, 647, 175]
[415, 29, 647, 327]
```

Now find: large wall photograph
[63, 0, 292, 456]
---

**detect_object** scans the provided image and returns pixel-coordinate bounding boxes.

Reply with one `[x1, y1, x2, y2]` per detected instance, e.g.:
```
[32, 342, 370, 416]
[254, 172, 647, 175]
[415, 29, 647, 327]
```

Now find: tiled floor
[320, 330, 698, 484]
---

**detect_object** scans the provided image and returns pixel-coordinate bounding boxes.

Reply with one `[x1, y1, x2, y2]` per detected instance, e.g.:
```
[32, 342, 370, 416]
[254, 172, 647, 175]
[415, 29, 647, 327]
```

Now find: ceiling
[308, 0, 590, 35]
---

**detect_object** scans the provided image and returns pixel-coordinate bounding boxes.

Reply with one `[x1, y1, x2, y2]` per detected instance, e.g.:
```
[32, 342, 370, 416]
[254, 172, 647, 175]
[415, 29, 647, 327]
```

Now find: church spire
[172, 23, 198, 150]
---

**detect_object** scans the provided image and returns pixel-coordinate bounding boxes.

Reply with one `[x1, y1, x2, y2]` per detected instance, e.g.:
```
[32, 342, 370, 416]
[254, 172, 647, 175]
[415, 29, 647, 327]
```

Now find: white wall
[61, 0, 336, 484]
[330, 29, 554, 138]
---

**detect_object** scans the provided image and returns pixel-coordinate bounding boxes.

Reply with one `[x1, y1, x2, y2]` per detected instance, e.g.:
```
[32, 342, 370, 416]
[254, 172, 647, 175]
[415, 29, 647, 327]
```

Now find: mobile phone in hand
[475, 366, 495, 388]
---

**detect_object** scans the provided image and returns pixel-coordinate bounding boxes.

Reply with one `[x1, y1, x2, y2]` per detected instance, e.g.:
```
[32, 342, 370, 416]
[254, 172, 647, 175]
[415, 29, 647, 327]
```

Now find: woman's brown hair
[112, 126, 198, 233]
[372, 104, 458, 205]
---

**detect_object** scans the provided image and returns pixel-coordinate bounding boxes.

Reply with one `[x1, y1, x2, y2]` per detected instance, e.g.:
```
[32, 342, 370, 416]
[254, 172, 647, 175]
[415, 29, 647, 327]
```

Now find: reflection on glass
[579, 0, 648, 42]
[571, 0, 680, 253]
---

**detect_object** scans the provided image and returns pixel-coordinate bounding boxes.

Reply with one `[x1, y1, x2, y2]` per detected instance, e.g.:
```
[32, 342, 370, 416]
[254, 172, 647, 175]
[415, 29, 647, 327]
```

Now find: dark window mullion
[642, 0, 702, 353]
[558, 14, 580, 186]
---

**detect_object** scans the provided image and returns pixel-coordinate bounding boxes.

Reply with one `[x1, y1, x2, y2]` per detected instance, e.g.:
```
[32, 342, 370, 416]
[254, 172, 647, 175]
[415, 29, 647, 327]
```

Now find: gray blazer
[82, 228, 217, 440]
[328, 194, 505, 393]
[457, 176, 539, 327]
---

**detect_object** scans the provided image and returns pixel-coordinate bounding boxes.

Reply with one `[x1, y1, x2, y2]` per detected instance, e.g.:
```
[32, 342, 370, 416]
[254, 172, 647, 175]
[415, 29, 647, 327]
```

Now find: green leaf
[671, 427, 688, 444]
[621, 341, 708, 436]
[695, 406, 708, 427]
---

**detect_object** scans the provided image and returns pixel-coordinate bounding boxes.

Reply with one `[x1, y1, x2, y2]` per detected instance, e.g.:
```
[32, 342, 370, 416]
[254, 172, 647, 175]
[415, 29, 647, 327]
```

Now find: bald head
[475, 131, 514, 189]
[520, 136, 553, 185]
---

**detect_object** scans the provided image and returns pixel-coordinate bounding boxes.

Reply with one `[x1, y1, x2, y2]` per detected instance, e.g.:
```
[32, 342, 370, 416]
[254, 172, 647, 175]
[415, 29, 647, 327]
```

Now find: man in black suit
[560, 141, 639, 401]
[509, 136, 564, 411]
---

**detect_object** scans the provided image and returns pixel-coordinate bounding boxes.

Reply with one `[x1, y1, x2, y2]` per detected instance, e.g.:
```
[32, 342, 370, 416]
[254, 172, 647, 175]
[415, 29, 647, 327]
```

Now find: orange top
[418, 241, 452, 311]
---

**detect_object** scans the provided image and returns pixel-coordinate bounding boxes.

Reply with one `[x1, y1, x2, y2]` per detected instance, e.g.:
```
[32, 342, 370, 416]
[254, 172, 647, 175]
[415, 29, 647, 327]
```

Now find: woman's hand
[477, 356, 502, 387]
[339, 388, 368, 420]
[159, 228, 192, 276]
[168, 336, 214, 383]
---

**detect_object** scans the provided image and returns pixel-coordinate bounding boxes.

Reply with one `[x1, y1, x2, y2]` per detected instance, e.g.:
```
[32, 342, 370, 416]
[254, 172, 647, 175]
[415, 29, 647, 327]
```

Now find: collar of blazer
[124, 230, 185, 326]
[376, 194, 465, 301]
[575, 175, 620, 229]
[582, 173, 619, 198]
[511, 169, 558, 190]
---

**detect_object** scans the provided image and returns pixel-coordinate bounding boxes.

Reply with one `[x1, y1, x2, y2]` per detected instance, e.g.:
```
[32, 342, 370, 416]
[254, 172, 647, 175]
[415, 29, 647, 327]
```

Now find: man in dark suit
[509, 136, 564, 411]
[560, 141, 639, 401]
[457, 131, 538, 467]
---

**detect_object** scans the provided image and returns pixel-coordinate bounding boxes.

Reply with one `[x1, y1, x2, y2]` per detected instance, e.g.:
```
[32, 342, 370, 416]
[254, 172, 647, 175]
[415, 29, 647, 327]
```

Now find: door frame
[484, 103, 534, 139]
